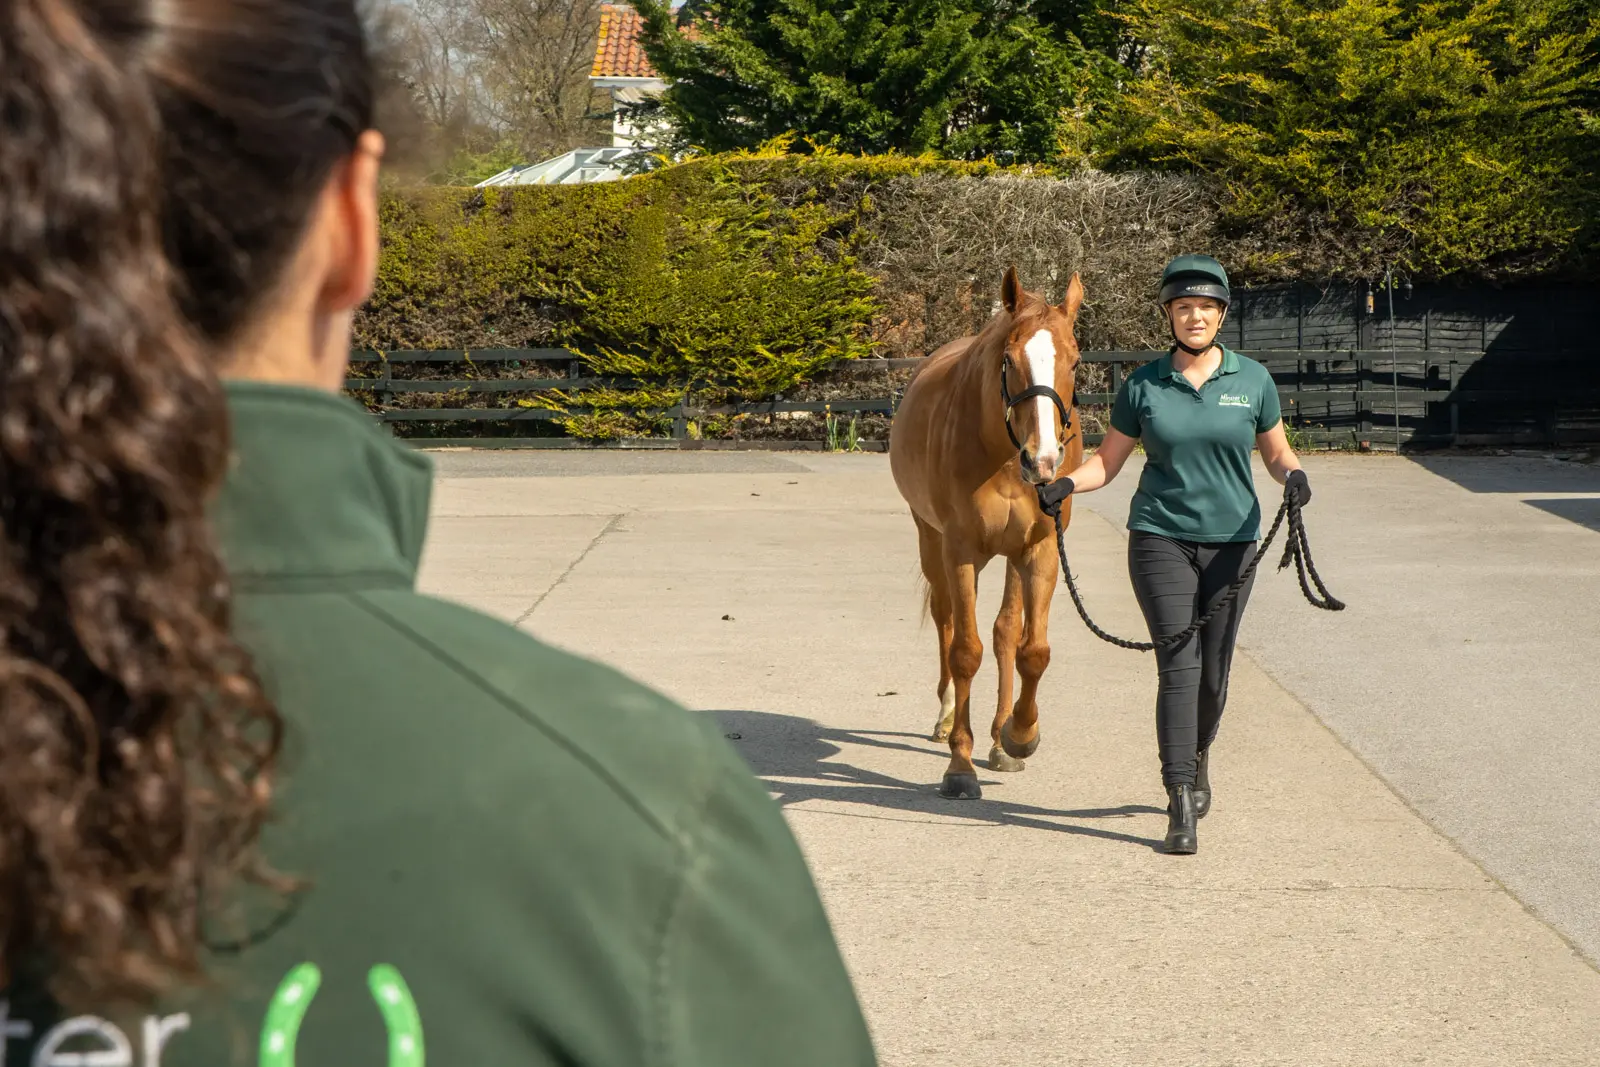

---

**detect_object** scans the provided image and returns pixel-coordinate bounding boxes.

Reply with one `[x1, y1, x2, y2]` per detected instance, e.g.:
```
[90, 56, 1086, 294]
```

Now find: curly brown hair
[0, 0, 371, 1010]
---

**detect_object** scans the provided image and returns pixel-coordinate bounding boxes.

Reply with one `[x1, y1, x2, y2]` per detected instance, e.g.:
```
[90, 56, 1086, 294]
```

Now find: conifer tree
[631, 0, 1121, 163]
[1097, 0, 1600, 276]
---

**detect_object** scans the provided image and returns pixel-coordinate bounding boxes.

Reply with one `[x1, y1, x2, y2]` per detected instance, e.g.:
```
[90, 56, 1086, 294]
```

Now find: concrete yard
[416, 447, 1600, 1066]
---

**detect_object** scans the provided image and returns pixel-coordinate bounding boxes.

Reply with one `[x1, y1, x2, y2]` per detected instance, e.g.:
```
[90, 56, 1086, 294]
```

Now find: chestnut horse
[890, 267, 1085, 799]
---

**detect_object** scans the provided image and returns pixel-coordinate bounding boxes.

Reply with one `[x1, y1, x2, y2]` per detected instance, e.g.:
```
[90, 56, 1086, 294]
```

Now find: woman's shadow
[707, 708, 1166, 851]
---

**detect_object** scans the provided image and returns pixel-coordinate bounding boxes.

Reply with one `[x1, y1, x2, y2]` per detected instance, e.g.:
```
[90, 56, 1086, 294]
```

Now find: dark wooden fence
[347, 347, 1556, 450]
[349, 280, 1591, 450]
[1221, 280, 1591, 448]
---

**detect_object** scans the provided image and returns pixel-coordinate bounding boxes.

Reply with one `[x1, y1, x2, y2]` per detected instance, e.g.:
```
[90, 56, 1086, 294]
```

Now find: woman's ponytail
[0, 0, 285, 1009]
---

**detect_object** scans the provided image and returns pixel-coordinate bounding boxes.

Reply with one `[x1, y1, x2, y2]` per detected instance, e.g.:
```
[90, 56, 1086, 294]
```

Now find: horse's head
[999, 265, 1084, 484]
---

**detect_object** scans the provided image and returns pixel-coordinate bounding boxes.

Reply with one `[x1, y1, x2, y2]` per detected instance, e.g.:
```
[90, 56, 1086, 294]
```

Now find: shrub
[360, 150, 880, 401]
[1097, 0, 1600, 279]
[356, 140, 1593, 440]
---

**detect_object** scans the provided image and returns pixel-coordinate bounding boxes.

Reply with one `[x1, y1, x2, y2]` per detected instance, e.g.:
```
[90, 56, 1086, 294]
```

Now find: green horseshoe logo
[258, 963, 424, 1067]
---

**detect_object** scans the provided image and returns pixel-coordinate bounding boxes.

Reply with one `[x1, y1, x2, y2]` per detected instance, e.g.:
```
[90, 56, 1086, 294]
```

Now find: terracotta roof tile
[591, 4, 659, 79]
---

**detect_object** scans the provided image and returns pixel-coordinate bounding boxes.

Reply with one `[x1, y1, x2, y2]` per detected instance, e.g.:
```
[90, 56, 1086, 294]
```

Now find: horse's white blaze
[1023, 329, 1059, 463]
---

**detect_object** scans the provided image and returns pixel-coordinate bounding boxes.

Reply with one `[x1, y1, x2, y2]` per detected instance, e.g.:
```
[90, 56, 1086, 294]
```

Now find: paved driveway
[417, 447, 1600, 1066]
[1077, 453, 1600, 965]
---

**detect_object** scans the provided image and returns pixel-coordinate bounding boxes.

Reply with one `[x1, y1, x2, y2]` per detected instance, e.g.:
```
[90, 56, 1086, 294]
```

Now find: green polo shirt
[1108, 346, 1281, 543]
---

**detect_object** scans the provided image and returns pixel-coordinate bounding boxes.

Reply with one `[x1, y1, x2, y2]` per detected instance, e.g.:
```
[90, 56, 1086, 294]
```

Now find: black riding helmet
[1159, 254, 1230, 355]
[1159, 254, 1231, 307]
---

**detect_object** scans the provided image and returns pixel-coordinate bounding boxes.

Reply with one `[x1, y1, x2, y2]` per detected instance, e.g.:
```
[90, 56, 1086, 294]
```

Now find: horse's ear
[1001, 266, 1021, 314]
[1060, 272, 1085, 325]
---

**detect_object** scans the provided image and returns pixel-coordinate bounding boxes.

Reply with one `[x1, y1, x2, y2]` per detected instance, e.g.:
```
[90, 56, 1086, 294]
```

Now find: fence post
[1296, 283, 1304, 350]
[670, 403, 688, 440]
[379, 351, 393, 412]
[1449, 361, 1460, 444]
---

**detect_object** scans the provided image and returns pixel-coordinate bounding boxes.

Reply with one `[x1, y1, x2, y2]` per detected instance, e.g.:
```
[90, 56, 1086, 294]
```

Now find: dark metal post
[1449, 361, 1460, 444]
[1356, 285, 1371, 448]
[1387, 267, 1400, 450]
[1296, 283, 1304, 350]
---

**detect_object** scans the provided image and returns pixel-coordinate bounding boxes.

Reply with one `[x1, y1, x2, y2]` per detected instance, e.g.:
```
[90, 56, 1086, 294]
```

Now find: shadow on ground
[1406, 455, 1600, 495]
[1403, 456, 1600, 534]
[706, 708, 1166, 851]
[1523, 497, 1600, 534]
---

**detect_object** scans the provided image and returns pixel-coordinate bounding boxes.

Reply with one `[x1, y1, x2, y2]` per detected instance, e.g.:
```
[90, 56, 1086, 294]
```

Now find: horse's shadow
[706, 709, 1167, 851]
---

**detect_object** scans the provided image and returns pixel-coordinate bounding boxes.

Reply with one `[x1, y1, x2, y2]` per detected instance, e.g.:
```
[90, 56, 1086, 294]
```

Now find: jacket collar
[1156, 344, 1240, 383]
[214, 381, 433, 590]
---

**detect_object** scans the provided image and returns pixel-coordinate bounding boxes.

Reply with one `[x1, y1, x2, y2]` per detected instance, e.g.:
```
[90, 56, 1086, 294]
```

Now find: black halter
[1000, 356, 1078, 454]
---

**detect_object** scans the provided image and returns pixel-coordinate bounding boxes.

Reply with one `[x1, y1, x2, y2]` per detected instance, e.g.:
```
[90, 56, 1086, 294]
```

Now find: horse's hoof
[1000, 720, 1040, 759]
[938, 773, 983, 800]
[931, 727, 951, 743]
[987, 745, 1026, 773]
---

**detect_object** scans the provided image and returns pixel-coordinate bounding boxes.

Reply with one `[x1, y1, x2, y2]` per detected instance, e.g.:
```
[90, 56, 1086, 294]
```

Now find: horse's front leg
[988, 560, 1027, 772]
[938, 547, 985, 799]
[1001, 536, 1058, 761]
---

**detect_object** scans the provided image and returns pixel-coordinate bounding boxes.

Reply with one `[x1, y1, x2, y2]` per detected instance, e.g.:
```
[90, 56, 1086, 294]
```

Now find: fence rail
[346, 347, 1593, 449]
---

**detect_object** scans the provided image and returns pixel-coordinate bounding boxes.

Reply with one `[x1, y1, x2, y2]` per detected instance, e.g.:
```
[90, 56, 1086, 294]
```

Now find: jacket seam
[346, 590, 680, 840]
[647, 760, 722, 1067]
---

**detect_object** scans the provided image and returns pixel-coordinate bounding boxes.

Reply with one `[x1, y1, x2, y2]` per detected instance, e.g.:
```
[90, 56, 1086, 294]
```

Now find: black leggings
[1127, 532, 1257, 787]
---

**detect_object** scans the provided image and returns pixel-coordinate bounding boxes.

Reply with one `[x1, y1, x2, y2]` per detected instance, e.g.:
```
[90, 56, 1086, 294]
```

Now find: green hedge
[1097, 0, 1600, 281]
[359, 145, 1232, 354]
[357, 146, 1009, 436]
[357, 142, 1588, 439]
[362, 149, 921, 432]
[350, 147, 1297, 438]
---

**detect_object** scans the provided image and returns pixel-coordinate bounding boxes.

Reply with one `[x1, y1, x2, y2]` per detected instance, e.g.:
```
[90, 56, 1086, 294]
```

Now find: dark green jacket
[6, 382, 876, 1067]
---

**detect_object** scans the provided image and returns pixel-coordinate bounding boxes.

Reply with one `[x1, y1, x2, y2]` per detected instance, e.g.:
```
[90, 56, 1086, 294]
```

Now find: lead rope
[1043, 484, 1345, 652]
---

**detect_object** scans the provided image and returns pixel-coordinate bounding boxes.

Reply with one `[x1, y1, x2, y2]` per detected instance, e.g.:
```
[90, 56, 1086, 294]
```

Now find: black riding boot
[1164, 783, 1198, 854]
[1193, 748, 1211, 819]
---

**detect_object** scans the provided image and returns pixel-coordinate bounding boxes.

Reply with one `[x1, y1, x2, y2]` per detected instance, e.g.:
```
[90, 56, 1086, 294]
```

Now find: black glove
[1285, 469, 1311, 508]
[1036, 476, 1076, 516]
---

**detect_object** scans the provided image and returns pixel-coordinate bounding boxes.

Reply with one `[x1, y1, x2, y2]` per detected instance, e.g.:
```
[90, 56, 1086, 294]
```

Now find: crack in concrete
[516, 513, 625, 624]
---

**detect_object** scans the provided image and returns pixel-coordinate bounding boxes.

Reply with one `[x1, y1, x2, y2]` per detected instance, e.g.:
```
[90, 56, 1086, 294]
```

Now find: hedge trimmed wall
[354, 145, 1558, 439]
[360, 147, 1265, 352]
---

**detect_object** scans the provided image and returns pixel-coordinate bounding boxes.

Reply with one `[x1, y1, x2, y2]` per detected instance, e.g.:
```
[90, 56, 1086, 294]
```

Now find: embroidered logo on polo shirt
[1217, 393, 1251, 407]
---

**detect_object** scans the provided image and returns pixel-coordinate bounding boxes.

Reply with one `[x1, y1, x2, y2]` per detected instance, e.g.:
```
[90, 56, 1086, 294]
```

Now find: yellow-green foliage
[357, 143, 1060, 437]
[361, 149, 894, 402]
[516, 384, 686, 439]
[359, 134, 1595, 440]
[1098, 0, 1600, 278]
[707, 135, 1012, 181]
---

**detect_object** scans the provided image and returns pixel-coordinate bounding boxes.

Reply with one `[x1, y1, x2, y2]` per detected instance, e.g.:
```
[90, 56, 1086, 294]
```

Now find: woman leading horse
[1040, 254, 1312, 855]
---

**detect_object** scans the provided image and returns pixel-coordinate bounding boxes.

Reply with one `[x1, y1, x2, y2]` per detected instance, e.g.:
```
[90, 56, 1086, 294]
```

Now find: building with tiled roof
[485, 4, 683, 186]
[591, 3, 673, 148]
[591, 4, 662, 80]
